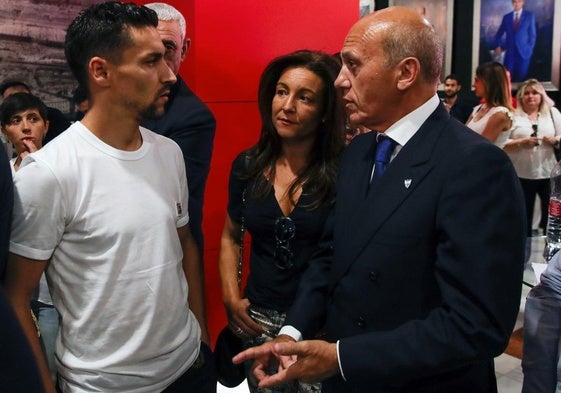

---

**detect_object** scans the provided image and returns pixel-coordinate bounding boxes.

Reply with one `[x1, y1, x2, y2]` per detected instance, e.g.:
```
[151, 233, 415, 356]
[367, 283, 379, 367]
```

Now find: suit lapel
[332, 106, 449, 282]
[343, 132, 378, 200]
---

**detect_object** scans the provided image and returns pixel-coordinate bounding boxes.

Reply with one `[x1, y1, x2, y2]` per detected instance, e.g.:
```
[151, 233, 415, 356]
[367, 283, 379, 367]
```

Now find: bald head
[355, 6, 442, 86]
[359, 5, 429, 26]
[335, 6, 443, 130]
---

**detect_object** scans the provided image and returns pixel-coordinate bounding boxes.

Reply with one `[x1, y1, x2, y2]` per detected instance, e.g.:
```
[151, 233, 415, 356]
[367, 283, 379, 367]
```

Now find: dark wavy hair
[0, 93, 48, 127]
[245, 50, 345, 210]
[476, 61, 514, 110]
[64, 1, 158, 96]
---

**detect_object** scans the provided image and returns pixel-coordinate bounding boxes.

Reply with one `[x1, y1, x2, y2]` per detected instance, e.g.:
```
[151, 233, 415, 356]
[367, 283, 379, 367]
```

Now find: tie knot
[370, 134, 397, 185]
[375, 134, 397, 165]
[514, 12, 520, 29]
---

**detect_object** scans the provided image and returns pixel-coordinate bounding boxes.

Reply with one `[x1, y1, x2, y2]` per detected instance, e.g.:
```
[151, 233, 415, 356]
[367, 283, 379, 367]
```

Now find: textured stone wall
[0, 0, 101, 114]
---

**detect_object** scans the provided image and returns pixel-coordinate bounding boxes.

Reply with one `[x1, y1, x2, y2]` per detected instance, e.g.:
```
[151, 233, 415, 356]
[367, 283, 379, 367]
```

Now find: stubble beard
[139, 102, 164, 121]
[444, 91, 458, 99]
[138, 84, 173, 121]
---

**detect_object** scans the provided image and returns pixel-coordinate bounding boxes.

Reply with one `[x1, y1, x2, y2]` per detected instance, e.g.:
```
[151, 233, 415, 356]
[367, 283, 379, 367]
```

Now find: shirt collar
[383, 94, 440, 147]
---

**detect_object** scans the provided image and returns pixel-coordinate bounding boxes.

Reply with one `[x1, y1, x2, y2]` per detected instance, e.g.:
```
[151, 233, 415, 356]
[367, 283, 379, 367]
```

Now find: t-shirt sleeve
[227, 153, 249, 224]
[175, 143, 190, 228]
[9, 159, 66, 261]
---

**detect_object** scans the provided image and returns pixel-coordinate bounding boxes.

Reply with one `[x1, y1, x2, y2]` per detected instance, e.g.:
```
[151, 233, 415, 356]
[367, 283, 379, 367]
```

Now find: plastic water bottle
[544, 161, 561, 261]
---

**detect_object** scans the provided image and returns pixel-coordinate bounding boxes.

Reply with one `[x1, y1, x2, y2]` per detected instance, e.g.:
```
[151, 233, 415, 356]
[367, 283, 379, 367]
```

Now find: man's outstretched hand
[233, 335, 340, 388]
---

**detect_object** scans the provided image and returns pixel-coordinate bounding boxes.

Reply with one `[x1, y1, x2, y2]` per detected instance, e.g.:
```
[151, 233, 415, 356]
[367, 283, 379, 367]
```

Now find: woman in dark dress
[218, 50, 344, 393]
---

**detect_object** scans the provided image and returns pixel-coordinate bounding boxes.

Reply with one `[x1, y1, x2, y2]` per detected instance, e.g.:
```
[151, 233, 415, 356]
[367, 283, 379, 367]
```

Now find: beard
[444, 90, 458, 99]
[139, 102, 164, 121]
[138, 85, 173, 121]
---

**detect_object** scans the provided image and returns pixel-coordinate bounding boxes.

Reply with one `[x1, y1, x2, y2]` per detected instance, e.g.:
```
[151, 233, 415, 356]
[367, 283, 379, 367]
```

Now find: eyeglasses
[274, 216, 296, 270]
[531, 124, 538, 137]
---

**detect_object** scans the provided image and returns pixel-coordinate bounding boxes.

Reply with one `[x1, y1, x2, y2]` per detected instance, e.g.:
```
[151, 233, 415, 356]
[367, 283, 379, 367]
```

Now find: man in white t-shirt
[4, 2, 214, 393]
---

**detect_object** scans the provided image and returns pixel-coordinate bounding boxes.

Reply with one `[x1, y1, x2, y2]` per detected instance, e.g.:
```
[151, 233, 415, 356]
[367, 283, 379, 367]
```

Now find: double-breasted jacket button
[369, 270, 379, 282]
[356, 316, 366, 328]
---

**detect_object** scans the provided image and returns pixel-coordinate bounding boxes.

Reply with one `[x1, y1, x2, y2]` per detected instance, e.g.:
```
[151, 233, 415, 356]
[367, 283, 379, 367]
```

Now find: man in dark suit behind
[234, 6, 526, 393]
[142, 3, 216, 254]
[494, 0, 536, 82]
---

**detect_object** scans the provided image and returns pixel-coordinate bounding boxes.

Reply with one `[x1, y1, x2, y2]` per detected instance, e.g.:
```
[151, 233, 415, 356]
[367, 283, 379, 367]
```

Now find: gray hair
[381, 20, 443, 86]
[144, 2, 186, 40]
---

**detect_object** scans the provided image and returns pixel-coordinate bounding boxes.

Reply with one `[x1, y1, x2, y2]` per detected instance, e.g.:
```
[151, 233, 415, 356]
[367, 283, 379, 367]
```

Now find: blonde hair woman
[504, 78, 561, 236]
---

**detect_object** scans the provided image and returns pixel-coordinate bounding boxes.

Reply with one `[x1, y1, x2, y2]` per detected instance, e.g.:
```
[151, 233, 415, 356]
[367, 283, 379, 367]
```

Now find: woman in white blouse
[466, 62, 513, 148]
[504, 78, 561, 236]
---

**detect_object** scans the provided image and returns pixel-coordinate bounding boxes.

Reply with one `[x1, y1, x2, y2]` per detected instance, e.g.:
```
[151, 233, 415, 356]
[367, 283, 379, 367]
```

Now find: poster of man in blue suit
[493, 0, 536, 81]
[478, 0, 555, 85]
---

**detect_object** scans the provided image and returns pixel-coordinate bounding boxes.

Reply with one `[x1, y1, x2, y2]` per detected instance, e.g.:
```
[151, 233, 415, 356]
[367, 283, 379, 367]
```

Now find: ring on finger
[231, 325, 244, 335]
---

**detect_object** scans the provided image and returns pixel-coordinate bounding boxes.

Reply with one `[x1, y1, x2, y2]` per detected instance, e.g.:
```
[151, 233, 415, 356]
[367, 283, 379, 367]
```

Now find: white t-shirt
[10, 122, 200, 392]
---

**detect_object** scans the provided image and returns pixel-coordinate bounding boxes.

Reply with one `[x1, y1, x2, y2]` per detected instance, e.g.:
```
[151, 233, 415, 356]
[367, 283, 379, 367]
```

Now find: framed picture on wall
[360, 0, 375, 18]
[388, 0, 454, 84]
[0, 0, 101, 111]
[472, 0, 560, 90]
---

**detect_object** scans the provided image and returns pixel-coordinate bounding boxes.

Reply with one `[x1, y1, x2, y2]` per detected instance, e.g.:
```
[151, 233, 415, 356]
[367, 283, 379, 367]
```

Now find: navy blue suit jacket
[43, 107, 71, 145]
[285, 104, 526, 392]
[142, 76, 216, 252]
[495, 10, 536, 60]
[0, 148, 44, 392]
[0, 146, 12, 277]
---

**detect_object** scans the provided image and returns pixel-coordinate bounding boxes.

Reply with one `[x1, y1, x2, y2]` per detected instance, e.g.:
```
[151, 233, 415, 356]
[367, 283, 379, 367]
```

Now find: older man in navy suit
[142, 3, 216, 257]
[494, 0, 536, 82]
[234, 6, 526, 393]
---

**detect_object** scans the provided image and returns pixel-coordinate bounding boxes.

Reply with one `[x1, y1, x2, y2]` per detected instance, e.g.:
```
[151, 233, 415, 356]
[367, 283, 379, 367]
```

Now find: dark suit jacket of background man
[142, 76, 216, 253]
[0, 144, 12, 276]
[44, 107, 71, 145]
[0, 147, 45, 392]
[285, 104, 526, 392]
[449, 97, 476, 125]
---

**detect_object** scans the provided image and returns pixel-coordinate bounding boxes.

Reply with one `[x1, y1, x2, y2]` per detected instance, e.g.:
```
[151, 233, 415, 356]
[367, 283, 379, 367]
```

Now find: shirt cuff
[336, 340, 347, 381]
[278, 325, 303, 342]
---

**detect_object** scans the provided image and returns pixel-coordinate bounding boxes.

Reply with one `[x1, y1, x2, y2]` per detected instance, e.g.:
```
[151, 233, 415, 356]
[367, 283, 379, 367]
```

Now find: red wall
[138, 0, 358, 344]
